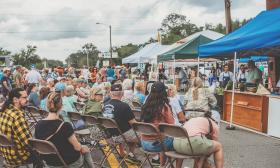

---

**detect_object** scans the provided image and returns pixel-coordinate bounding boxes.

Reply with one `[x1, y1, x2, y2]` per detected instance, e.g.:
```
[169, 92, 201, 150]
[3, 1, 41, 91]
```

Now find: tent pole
[173, 55, 176, 84]
[227, 52, 237, 130]
[197, 56, 200, 77]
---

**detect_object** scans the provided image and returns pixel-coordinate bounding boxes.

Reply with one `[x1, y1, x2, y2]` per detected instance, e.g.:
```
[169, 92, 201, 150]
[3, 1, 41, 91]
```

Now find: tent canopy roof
[158, 30, 223, 62]
[199, 8, 280, 57]
[122, 43, 170, 64]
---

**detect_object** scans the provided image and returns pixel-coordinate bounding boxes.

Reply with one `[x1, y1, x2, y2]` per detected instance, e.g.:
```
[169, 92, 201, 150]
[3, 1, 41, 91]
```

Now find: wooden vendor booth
[223, 91, 268, 132]
[199, 7, 280, 137]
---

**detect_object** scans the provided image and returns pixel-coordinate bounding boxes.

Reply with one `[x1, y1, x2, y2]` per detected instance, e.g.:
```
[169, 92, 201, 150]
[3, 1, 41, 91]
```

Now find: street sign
[103, 60, 109, 66]
[98, 52, 118, 58]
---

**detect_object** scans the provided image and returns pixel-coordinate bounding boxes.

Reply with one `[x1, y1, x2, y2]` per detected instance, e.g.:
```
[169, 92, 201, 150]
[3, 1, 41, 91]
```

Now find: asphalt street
[1, 123, 280, 168]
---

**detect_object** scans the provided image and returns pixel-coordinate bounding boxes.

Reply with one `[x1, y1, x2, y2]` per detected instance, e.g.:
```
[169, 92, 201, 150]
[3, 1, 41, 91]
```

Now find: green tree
[65, 42, 99, 68]
[160, 13, 202, 44]
[0, 48, 11, 56]
[114, 43, 139, 65]
[12, 45, 42, 68]
[82, 43, 99, 67]
[42, 58, 63, 68]
[204, 19, 251, 34]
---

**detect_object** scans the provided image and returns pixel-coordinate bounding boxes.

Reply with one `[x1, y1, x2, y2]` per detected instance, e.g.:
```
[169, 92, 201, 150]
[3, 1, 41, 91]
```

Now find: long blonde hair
[192, 77, 203, 100]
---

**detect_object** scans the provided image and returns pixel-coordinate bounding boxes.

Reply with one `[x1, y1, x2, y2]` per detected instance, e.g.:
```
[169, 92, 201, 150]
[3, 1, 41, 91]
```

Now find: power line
[0, 29, 158, 34]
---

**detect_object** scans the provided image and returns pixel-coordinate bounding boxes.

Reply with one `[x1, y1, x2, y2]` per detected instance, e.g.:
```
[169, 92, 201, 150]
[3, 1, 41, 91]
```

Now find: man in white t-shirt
[81, 66, 90, 82]
[25, 65, 42, 84]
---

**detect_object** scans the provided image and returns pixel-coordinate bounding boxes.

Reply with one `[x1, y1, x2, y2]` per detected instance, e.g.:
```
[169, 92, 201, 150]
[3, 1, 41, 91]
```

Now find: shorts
[112, 129, 138, 143]
[173, 135, 213, 156]
[141, 137, 173, 152]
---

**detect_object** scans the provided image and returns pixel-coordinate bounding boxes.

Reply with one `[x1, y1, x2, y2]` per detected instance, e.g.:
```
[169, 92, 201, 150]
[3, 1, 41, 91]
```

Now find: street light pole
[96, 22, 113, 66]
[109, 25, 112, 66]
[86, 51, 89, 68]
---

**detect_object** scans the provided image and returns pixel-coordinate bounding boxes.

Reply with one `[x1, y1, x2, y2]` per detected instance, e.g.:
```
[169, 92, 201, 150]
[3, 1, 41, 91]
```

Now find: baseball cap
[151, 81, 167, 93]
[55, 82, 66, 92]
[111, 84, 122, 92]
[91, 87, 104, 95]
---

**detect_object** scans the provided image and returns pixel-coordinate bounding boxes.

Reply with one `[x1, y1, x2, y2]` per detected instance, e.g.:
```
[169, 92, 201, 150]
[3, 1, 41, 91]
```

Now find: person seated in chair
[85, 86, 103, 117]
[0, 88, 41, 167]
[173, 114, 224, 168]
[103, 84, 140, 164]
[184, 77, 217, 119]
[34, 92, 94, 168]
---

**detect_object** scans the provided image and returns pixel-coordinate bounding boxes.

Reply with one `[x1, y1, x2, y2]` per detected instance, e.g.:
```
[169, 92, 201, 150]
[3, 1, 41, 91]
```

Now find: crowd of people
[0, 63, 224, 168]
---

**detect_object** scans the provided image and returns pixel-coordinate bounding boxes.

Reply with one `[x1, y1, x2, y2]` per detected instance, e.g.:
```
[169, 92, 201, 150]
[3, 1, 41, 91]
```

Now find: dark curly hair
[141, 81, 170, 123]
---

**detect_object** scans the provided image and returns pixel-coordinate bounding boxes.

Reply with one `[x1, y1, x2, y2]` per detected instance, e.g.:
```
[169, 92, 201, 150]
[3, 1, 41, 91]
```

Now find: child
[85, 87, 103, 117]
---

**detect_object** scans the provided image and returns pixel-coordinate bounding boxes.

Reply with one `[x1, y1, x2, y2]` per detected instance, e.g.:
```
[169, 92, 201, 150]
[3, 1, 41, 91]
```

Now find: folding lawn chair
[0, 134, 31, 168]
[98, 117, 133, 168]
[131, 122, 164, 168]
[159, 123, 208, 168]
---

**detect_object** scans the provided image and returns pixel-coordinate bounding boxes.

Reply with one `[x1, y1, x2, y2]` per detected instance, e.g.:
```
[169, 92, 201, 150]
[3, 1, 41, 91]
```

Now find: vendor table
[267, 95, 280, 138]
[223, 91, 268, 133]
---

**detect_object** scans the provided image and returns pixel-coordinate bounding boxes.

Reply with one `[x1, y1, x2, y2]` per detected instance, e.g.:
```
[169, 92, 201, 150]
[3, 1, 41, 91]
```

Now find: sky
[0, 0, 265, 61]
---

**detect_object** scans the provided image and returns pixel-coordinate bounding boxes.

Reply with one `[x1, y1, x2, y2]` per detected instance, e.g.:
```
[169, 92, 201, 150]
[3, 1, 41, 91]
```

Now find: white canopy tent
[122, 43, 172, 64]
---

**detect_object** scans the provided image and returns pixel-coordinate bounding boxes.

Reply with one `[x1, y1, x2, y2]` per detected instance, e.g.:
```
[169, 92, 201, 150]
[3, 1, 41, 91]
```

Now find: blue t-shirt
[134, 92, 145, 104]
[106, 68, 115, 78]
[40, 98, 47, 111]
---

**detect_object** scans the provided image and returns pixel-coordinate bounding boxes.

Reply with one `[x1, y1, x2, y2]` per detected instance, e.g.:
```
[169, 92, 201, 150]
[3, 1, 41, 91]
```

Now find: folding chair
[98, 117, 132, 168]
[68, 112, 90, 139]
[132, 109, 141, 121]
[38, 109, 48, 118]
[82, 115, 110, 166]
[0, 134, 31, 168]
[132, 101, 142, 110]
[82, 115, 106, 148]
[131, 122, 163, 168]
[29, 138, 83, 168]
[24, 106, 41, 131]
[158, 123, 207, 168]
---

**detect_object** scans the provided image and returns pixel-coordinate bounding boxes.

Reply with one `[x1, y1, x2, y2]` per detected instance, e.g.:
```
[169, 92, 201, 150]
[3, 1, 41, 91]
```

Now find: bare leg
[195, 157, 206, 168]
[176, 159, 183, 168]
[212, 140, 224, 168]
[160, 153, 166, 166]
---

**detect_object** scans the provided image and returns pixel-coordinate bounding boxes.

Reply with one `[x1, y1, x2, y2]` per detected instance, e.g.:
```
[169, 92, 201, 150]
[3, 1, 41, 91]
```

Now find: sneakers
[151, 158, 160, 166]
[125, 155, 141, 165]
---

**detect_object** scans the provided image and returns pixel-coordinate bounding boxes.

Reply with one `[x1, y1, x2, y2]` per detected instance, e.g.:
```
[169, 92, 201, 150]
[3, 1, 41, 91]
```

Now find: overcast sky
[0, 0, 265, 61]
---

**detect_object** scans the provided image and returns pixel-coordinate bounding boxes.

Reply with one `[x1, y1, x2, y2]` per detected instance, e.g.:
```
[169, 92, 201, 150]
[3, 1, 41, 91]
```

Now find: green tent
[158, 35, 214, 62]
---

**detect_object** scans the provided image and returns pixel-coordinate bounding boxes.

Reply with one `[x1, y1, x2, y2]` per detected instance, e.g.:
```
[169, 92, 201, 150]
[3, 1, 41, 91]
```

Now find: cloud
[173, 0, 253, 13]
[0, 0, 265, 61]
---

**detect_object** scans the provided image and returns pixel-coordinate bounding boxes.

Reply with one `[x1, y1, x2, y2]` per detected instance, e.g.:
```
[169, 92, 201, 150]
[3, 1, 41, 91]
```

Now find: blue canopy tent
[199, 8, 280, 57]
[198, 8, 280, 129]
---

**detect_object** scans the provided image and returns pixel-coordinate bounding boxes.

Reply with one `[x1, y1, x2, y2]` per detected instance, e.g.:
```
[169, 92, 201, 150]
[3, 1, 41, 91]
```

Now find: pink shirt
[183, 117, 219, 141]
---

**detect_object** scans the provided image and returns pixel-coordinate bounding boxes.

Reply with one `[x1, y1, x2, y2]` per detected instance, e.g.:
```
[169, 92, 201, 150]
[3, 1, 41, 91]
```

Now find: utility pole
[224, 0, 232, 34]
[86, 51, 89, 68]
